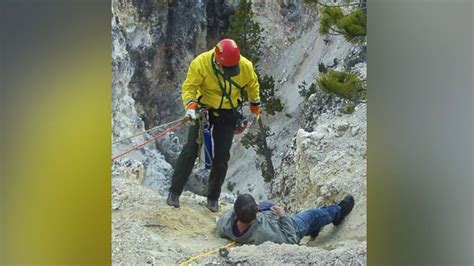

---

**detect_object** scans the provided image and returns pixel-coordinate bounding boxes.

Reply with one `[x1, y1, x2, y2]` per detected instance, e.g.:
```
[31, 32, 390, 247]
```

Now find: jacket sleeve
[216, 211, 232, 238]
[181, 58, 203, 107]
[216, 221, 225, 237]
[278, 215, 299, 244]
[246, 62, 261, 105]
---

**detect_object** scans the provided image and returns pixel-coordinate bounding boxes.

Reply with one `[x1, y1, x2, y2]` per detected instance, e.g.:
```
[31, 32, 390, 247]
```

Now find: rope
[112, 117, 187, 145]
[196, 115, 204, 161]
[178, 241, 236, 266]
[112, 119, 186, 161]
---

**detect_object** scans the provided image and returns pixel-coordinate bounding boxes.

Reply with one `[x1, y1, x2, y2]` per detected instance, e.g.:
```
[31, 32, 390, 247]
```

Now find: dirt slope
[112, 177, 365, 265]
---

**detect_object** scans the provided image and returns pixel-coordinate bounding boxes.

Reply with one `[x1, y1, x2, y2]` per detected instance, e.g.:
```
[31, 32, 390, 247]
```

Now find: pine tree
[304, 0, 366, 43]
[224, 0, 283, 182]
[259, 74, 283, 116]
[224, 0, 283, 116]
[317, 70, 366, 101]
[320, 6, 366, 42]
[240, 124, 274, 182]
[223, 0, 263, 65]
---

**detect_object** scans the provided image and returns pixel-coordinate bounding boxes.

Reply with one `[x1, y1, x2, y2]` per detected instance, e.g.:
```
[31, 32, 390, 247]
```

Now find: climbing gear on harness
[234, 117, 248, 135]
[203, 123, 213, 169]
[201, 109, 214, 170]
[215, 39, 240, 77]
[232, 110, 248, 135]
[195, 108, 214, 170]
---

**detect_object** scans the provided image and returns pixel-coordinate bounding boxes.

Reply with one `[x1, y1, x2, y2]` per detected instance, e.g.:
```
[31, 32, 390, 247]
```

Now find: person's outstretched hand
[271, 205, 286, 217]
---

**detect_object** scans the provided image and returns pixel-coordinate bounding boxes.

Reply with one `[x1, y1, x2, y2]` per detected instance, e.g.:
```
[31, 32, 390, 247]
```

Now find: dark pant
[169, 109, 236, 201]
[290, 205, 341, 240]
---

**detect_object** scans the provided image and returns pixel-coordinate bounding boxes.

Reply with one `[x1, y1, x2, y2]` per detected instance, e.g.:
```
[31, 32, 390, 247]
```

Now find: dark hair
[234, 194, 258, 223]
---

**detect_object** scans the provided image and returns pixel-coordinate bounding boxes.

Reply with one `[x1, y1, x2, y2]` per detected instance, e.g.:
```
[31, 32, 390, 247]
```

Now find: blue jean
[290, 205, 341, 240]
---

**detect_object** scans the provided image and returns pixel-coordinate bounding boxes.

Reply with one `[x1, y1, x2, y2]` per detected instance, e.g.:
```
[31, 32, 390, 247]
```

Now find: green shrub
[240, 132, 258, 150]
[336, 9, 366, 41]
[298, 81, 318, 100]
[259, 74, 284, 116]
[226, 181, 236, 192]
[261, 161, 274, 183]
[240, 124, 271, 156]
[317, 70, 366, 100]
[318, 62, 328, 73]
[340, 102, 356, 114]
[320, 6, 366, 43]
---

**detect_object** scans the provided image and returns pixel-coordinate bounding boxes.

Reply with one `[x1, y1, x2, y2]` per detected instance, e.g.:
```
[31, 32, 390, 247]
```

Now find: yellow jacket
[181, 49, 261, 110]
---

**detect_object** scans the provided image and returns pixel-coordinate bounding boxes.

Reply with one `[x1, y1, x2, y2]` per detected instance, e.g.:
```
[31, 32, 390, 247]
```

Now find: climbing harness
[210, 53, 248, 135]
[178, 241, 236, 266]
[112, 118, 187, 161]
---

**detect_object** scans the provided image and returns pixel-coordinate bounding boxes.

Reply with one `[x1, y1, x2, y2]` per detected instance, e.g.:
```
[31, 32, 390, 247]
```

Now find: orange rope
[112, 120, 186, 161]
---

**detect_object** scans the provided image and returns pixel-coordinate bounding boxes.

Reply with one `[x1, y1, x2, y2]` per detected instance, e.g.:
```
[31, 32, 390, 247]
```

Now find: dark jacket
[216, 210, 299, 245]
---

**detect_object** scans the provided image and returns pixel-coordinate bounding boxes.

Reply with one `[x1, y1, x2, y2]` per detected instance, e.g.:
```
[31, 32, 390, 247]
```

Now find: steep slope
[112, 14, 173, 194]
[112, 177, 366, 265]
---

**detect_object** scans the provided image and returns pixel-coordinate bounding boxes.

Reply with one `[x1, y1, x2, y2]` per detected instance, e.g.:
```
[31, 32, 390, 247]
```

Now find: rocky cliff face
[112, 0, 367, 264]
[269, 42, 367, 247]
[111, 13, 174, 194]
[271, 43, 367, 206]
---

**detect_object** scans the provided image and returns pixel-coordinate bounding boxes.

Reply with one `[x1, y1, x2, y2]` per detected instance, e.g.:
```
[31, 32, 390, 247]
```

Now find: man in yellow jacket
[167, 39, 261, 212]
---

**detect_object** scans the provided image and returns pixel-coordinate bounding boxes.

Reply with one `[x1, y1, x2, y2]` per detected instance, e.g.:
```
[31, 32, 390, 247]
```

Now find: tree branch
[328, 26, 346, 35]
[315, 1, 361, 8]
[327, 26, 366, 38]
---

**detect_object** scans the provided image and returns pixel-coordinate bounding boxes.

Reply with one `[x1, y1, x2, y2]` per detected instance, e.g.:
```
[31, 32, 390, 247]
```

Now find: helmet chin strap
[214, 55, 231, 79]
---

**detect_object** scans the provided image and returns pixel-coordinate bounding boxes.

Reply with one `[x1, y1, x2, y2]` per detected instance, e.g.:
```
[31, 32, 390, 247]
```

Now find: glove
[185, 102, 198, 120]
[250, 103, 260, 115]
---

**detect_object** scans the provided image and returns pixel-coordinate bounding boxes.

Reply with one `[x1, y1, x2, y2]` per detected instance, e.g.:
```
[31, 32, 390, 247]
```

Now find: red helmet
[215, 39, 240, 67]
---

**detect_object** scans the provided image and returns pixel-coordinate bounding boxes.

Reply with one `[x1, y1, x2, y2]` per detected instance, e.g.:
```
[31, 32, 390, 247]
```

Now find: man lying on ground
[216, 193, 354, 245]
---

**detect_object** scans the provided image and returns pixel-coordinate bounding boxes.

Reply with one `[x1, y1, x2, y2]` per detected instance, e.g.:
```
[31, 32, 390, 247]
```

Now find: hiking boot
[310, 228, 321, 239]
[166, 193, 180, 208]
[206, 199, 219, 212]
[333, 195, 355, 226]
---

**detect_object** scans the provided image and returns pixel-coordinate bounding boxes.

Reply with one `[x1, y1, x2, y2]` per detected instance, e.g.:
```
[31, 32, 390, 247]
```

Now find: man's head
[234, 193, 258, 224]
[214, 39, 240, 77]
